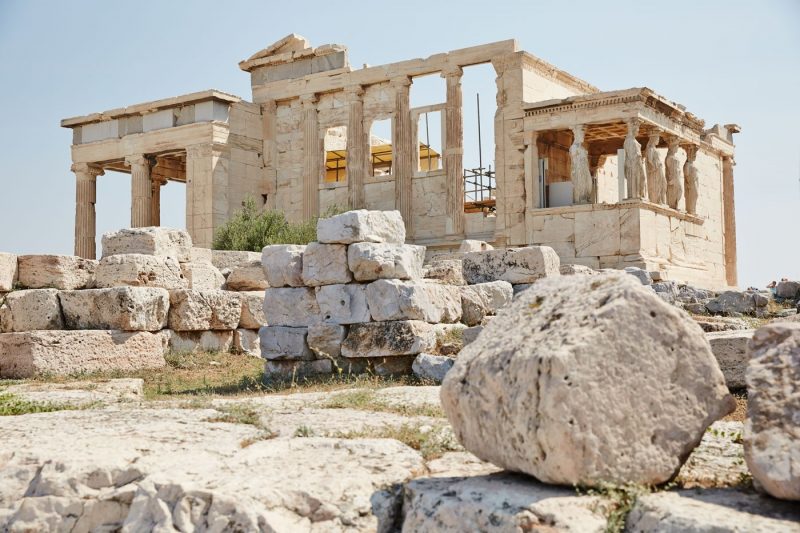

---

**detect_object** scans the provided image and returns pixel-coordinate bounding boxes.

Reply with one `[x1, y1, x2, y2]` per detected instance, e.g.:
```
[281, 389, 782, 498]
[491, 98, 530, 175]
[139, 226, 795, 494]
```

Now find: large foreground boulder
[441, 271, 735, 487]
[102, 227, 192, 262]
[462, 246, 560, 285]
[744, 323, 800, 501]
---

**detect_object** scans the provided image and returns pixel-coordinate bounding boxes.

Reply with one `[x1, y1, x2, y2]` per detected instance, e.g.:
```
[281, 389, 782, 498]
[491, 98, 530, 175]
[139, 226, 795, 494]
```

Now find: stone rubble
[411, 353, 454, 384]
[462, 246, 561, 285]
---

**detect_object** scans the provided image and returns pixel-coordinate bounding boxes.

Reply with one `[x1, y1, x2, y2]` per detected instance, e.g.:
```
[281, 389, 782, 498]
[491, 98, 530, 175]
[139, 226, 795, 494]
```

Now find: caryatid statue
[665, 136, 684, 210]
[570, 124, 593, 204]
[624, 118, 647, 199]
[645, 133, 666, 204]
[683, 144, 699, 214]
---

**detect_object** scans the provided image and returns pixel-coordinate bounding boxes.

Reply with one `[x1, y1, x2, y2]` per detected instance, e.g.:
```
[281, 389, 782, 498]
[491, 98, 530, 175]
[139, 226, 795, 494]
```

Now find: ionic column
[150, 176, 168, 226]
[623, 118, 646, 200]
[71, 162, 104, 259]
[301, 94, 320, 220]
[523, 131, 539, 241]
[346, 86, 367, 209]
[722, 156, 737, 286]
[126, 154, 152, 227]
[392, 76, 413, 233]
[443, 66, 465, 236]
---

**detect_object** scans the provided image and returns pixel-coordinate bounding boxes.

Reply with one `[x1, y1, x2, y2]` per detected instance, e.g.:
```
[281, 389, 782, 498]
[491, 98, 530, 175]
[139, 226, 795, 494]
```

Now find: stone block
[234, 329, 261, 357]
[163, 329, 234, 353]
[264, 358, 333, 379]
[167, 289, 242, 331]
[225, 265, 268, 291]
[341, 320, 436, 358]
[0, 289, 63, 332]
[210, 250, 262, 273]
[59, 287, 169, 331]
[263, 287, 320, 327]
[412, 353, 454, 383]
[239, 291, 266, 329]
[315, 284, 370, 324]
[189, 247, 213, 263]
[0, 252, 17, 291]
[776, 281, 800, 300]
[366, 279, 461, 323]
[462, 246, 560, 285]
[17, 255, 96, 290]
[307, 323, 346, 358]
[316, 209, 405, 244]
[347, 243, 424, 281]
[93, 254, 188, 289]
[302, 243, 352, 286]
[574, 209, 621, 258]
[261, 244, 305, 287]
[0, 330, 166, 378]
[624, 266, 653, 286]
[706, 291, 759, 315]
[460, 281, 514, 326]
[706, 329, 753, 389]
[462, 325, 483, 345]
[258, 325, 313, 360]
[424, 259, 465, 286]
[180, 261, 225, 290]
[458, 240, 493, 252]
[559, 264, 597, 276]
[101, 227, 192, 262]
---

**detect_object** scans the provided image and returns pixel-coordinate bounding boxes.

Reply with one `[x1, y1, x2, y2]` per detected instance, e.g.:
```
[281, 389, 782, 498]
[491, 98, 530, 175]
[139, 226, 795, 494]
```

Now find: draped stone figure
[570, 124, 593, 204]
[665, 136, 683, 209]
[683, 144, 699, 215]
[645, 133, 666, 204]
[624, 119, 646, 199]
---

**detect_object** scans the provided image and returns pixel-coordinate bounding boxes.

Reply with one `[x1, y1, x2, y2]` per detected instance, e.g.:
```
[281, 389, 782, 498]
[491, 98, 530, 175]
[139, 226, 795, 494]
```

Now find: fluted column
[71, 162, 104, 259]
[150, 176, 167, 226]
[523, 132, 539, 241]
[392, 76, 413, 233]
[443, 66, 465, 236]
[722, 156, 737, 286]
[301, 94, 320, 220]
[346, 86, 367, 209]
[126, 154, 152, 227]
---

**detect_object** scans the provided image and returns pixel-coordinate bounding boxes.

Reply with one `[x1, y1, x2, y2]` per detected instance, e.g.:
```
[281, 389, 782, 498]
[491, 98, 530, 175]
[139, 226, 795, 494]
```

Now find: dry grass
[320, 389, 445, 418]
[0, 392, 80, 416]
[334, 423, 461, 460]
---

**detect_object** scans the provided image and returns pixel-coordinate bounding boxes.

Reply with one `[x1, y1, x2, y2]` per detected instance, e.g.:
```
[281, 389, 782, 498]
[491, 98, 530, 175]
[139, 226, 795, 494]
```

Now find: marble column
[71, 162, 104, 259]
[150, 176, 167, 226]
[570, 124, 592, 204]
[126, 154, 152, 227]
[392, 76, 413, 232]
[623, 118, 646, 200]
[443, 66, 465, 236]
[301, 94, 320, 220]
[722, 156, 738, 286]
[523, 132, 539, 241]
[346, 86, 367, 209]
[261, 99, 278, 210]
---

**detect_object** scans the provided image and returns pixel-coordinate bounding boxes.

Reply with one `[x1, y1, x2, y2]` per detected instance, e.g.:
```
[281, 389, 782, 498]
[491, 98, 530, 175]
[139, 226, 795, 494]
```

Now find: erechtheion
[61, 34, 739, 289]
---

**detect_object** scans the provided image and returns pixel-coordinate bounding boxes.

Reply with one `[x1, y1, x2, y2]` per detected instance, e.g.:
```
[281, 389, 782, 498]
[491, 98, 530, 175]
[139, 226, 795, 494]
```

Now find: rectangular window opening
[370, 118, 393, 177]
[324, 126, 347, 183]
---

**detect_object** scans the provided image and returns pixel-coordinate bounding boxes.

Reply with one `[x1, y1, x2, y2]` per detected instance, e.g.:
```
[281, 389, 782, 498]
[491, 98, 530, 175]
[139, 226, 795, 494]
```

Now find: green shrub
[212, 197, 342, 251]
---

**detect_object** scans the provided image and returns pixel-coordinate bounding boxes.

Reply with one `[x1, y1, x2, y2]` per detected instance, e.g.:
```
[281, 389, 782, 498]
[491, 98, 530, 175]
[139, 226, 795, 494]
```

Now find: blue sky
[0, 0, 797, 288]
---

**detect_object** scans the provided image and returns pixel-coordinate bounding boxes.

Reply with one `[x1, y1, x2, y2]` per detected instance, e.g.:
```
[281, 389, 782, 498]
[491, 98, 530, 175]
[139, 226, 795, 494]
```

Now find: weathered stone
[462, 325, 483, 346]
[316, 209, 405, 244]
[233, 329, 261, 356]
[423, 259, 465, 286]
[315, 283, 370, 324]
[624, 266, 653, 285]
[370, 355, 416, 376]
[707, 290, 763, 315]
[511, 283, 532, 298]
[347, 243, 424, 281]
[210, 250, 262, 273]
[0, 289, 63, 332]
[366, 279, 461, 323]
[59, 287, 169, 331]
[676, 420, 749, 489]
[460, 281, 513, 326]
[189, 247, 213, 263]
[696, 315, 751, 332]
[93, 254, 188, 289]
[777, 281, 800, 300]
[0, 330, 166, 378]
[163, 329, 234, 353]
[458, 239, 494, 252]
[264, 358, 333, 379]
[462, 246, 560, 285]
[263, 287, 320, 327]
[677, 284, 715, 304]
[745, 323, 800, 501]
[238, 291, 266, 329]
[707, 329, 753, 389]
[651, 280, 679, 305]
[167, 289, 242, 331]
[432, 323, 467, 355]
[412, 353, 454, 383]
[302, 242, 352, 286]
[225, 265, 268, 291]
[101, 227, 192, 262]
[341, 320, 435, 358]
[261, 244, 305, 287]
[259, 325, 313, 360]
[307, 323, 346, 358]
[559, 263, 596, 276]
[441, 272, 735, 487]
[684, 302, 710, 315]
[180, 260, 225, 290]
[0, 253, 17, 291]
[17, 255, 96, 290]
[3, 378, 144, 408]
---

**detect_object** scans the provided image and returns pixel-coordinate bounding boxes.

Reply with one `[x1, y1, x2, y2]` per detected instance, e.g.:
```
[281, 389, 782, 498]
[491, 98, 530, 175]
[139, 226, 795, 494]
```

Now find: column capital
[390, 76, 412, 89]
[124, 154, 149, 167]
[441, 65, 463, 79]
[185, 142, 227, 159]
[523, 131, 539, 146]
[299, 93, 319, 108]
[345, 85, 365, 98]
[70, 162, 104, 179]
[625, 117, 641, 132]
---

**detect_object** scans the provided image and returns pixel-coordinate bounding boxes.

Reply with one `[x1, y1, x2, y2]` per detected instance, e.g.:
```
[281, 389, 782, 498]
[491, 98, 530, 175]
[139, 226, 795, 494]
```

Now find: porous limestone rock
[0, 252, 17, 291]
[17, 254, 96, 290]
[441, 271, 735, 487]
[744, 323, 800, 501]
[458, 239, 494, 253]
[512, 283, 532, 298]
[162, 329, 234, 353]
[167, 289, 242, 331]
[316, 209, 405, 245]
[302, 242, 352, 286]
[707, 329, 754, 389]
[776, 281, 800, 300]
[265, 358, 333, 379]
[412, 353, 454, 384]
[259, 325, 313, 360]
[0, 289, 63, 332]
[624, 266, 653, 285]
[341, 320, 435, 358]
[60, 287, 169, 331]
[238, 291, 267, 329]
[225, 265, 268, 291]
[347, 243, 424, 281]
[307, 323, 346, 358]
[233, 329, 261, 357]
[261, 244, 305, 287]
[423, 259, 465, 286]
[460, 281, 513, 327]
[263, 287, 320, 327]
[93, 254, 187, 289]
[189, 247, 213, 263]
[462, 325, 483, 346]
[559, 263, 597, 276]
[0, 330, 165, 378]
[102, 227, 192, 262]
[462, 246, 560, 285]
[210, 250, 262, 273]
[316, 284, 371, 324]
[180, 260, 225, 290]
[366, 280, 461, 323]
[706, 290, 765, 315]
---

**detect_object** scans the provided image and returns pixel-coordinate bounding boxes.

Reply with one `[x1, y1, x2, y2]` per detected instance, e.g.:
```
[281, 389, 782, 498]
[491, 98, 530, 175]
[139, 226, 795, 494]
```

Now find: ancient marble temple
[61, 34, 739, 289]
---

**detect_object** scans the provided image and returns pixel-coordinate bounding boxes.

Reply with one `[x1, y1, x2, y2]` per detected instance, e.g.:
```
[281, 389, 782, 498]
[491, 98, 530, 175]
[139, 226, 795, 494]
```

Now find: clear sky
[0, 0, 797, 288]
